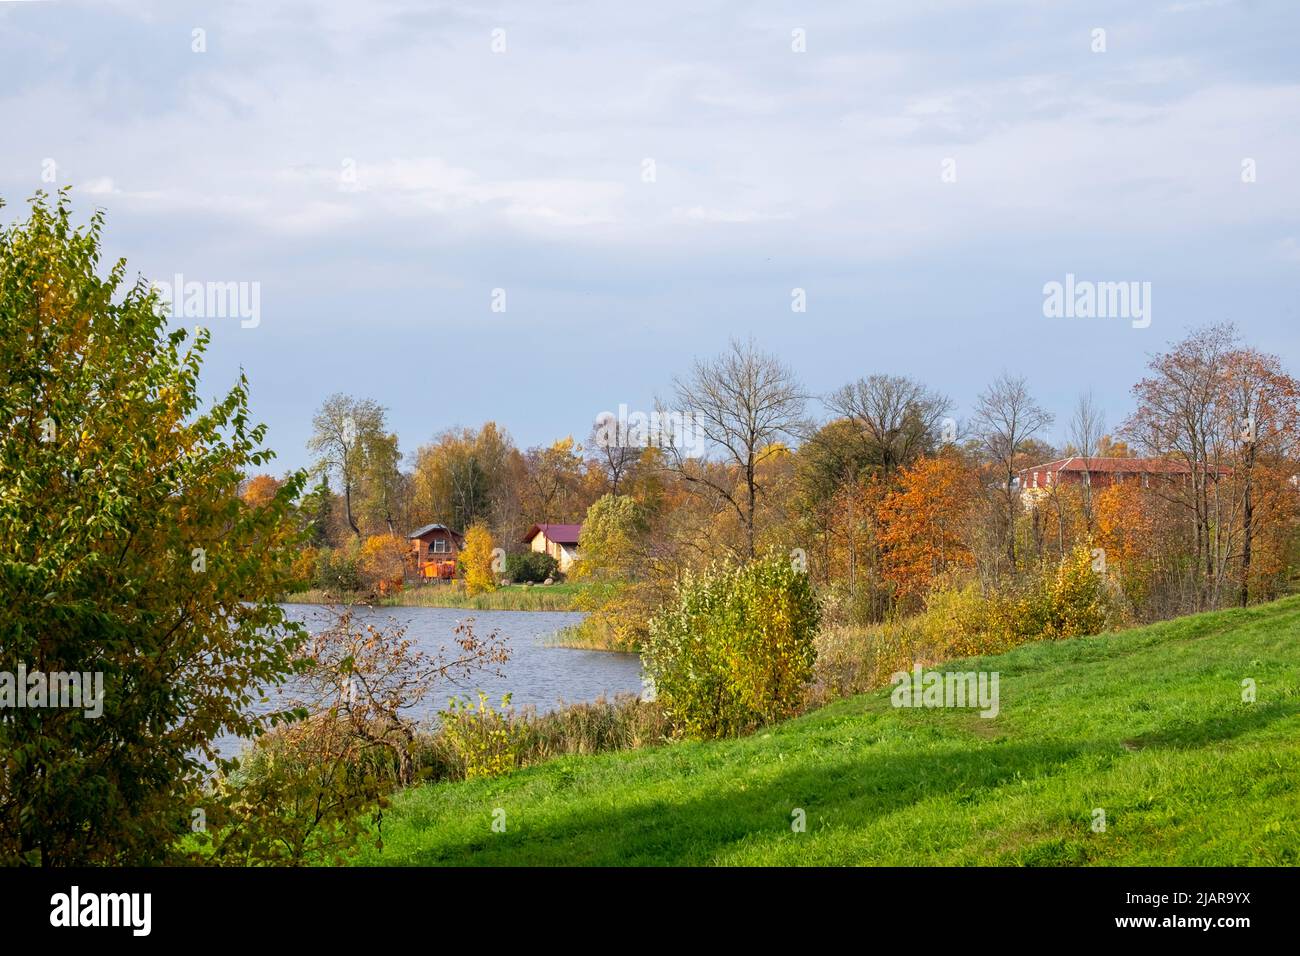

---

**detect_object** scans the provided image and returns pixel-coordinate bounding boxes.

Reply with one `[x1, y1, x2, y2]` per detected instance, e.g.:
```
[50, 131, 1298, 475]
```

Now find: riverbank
[546, 615, 639, 653]
[348, 596, 1300, 866]
[284, 582, 590, 611]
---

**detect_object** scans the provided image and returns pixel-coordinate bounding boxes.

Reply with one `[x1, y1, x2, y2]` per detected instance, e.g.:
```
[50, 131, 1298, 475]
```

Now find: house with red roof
[1018, 456, 1230, 495]
[523, 522, 582, 573]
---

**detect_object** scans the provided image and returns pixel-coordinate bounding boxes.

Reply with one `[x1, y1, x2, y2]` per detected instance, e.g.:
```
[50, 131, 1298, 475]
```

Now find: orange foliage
[241, 473, 282, 509]
[876, 451, 979, 598]
[1095, 479, 1158, 564]
[359, 534, 407, 592]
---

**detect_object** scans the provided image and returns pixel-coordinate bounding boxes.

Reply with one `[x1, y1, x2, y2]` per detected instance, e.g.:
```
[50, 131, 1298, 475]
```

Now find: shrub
[820, 579, 895, 628]
[437, 693, 524, 779]
[1035, 544, 1124, 639]
[358, 534, 407, 592]
[290, 546, 321, 592]
[210, 612, 512, 863]
[210, 714, 390, 866]
[317, 545, 363, 594]
[644, 553, 821, 739]
[810, 549, 1127, 704]
[565, 579, 663, 651]
[505, 549, 558, 584]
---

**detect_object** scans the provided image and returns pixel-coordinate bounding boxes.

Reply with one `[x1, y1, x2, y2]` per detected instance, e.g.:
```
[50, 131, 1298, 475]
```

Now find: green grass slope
[351, 597, 1300, 866]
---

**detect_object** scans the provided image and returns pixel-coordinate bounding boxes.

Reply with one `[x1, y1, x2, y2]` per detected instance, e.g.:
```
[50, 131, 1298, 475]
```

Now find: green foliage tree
[575, 493, 647, 580]
[299, 477, 335, 548]
[0, 192, 307, 865]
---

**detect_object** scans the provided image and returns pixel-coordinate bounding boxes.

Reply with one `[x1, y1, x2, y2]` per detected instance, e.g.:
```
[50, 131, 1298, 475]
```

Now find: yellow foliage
[461, 523, 498, 596]
[358, 534, 406, 591]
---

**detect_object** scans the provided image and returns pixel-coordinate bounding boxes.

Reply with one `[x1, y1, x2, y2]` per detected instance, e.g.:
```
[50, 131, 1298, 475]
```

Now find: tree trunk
[1240, 448, 1255, 608]
[1005, 470, 1016, 569]
[344, 481, 361, 537]
[746, 462, 757, 559]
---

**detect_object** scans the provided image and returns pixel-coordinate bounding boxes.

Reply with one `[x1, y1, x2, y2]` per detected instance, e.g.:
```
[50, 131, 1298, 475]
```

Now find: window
[432, 539, 448, 554]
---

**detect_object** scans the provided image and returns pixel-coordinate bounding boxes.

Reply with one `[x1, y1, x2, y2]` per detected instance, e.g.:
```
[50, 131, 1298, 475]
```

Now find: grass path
[350, 598, 1300, 866]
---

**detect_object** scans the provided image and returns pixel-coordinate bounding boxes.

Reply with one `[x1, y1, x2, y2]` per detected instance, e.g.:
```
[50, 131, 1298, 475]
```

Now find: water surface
[214, 606, 643, 762]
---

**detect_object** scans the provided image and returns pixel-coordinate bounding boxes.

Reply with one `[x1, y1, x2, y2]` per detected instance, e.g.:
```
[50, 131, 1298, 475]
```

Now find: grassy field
[285, 582, 588, 611]
[349, 597, 1300, 866]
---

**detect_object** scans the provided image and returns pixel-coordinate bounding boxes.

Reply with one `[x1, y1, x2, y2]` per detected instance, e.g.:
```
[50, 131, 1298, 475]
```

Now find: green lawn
[350, 597, 1300, 866]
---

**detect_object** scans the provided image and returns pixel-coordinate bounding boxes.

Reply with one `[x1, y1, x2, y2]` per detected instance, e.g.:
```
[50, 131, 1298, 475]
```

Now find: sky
[2, 0, 1298, 474]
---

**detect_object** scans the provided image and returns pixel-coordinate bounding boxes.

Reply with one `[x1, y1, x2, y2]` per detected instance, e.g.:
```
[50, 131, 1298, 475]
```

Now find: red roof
[523, 523, 582, 545]
[1018, 457, 1230, 478]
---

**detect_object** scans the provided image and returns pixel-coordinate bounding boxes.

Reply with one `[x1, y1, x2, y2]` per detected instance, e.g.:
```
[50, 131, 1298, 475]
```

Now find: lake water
[213, 606, 644, 762]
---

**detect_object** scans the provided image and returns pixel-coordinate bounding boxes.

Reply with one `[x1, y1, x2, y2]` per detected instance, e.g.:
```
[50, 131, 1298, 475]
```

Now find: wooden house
[408, 523, 464, 580]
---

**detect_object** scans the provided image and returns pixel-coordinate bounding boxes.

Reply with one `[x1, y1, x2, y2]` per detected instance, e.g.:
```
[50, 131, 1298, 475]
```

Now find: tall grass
[809, 556, 1126, 705]
[283, 583, 587, 611]
[420, 693, 669, 780]
[235, 693, 668, 799]
[547, 614, 640, 652]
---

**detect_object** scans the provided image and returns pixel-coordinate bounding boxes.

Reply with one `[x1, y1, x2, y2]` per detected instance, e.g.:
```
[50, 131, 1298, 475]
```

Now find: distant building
[1018, 456, 1230, 496]
[408, 523, 464, 580]
[523, 522, 582, 573]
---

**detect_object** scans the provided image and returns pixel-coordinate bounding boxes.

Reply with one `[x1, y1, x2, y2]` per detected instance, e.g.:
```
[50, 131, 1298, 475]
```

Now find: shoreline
[283, 582, 588, 612]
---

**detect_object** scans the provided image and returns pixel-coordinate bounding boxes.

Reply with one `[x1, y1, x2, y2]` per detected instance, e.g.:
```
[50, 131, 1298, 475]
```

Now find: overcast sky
[3, 0, 1298, 473]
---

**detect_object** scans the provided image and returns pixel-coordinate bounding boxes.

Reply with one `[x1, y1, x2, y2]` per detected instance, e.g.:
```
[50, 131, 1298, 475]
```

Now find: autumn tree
[241, 473, 284, 509]
[460, 523, 499, 595]
[577, 494, 649, 580]
[588, 415, 640, 495]
[521, 436, 588, 524]
[1094, 479, 1157, 612]
[876, 451, 979, 600]
[824, 373, 953, 477]
[791, 419, 879, 587]
[298, 477, 335, 548]
[0, 193, 306, 864]
[1125, 324, 1238, 609]
[411, 423, 515, 535]
[357, 429, 407, 536]
[972, 372, 1054, 569]
[308, 393, 388, 538]
[358, 534, 408, 592]
[1095, 434, 1132, 457]
[1219, 345, 1300, 606]
[667, 337, 807, 558]
[1067, 391, 1105, 526]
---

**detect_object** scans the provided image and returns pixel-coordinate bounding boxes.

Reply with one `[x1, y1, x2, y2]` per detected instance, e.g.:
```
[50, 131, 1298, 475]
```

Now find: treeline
[267, 325, 1300, 630]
